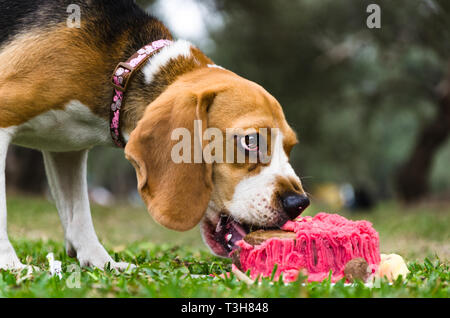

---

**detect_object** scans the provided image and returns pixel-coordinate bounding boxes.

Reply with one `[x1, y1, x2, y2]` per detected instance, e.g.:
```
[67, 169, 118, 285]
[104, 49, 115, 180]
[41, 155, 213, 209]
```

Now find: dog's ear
[125, 88, 216, 231]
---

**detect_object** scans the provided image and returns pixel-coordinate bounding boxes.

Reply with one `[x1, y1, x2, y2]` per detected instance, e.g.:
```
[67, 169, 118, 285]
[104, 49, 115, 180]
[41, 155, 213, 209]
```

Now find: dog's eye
[240, 134, 259, 152]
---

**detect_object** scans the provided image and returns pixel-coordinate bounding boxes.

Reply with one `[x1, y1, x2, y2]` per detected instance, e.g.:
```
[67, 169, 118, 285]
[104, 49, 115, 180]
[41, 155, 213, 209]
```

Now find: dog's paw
[108, 261, 137, 272]
[0, 241, 29, 272]
[76, 244, 136, 272]
[0, 259, 26, 271]
[0, 256, 38, 273]
[80, 258, 136, 272]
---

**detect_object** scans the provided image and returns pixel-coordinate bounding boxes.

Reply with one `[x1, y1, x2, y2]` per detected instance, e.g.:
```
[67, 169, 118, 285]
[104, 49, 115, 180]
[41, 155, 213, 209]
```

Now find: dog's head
[125, 67, 309, 257]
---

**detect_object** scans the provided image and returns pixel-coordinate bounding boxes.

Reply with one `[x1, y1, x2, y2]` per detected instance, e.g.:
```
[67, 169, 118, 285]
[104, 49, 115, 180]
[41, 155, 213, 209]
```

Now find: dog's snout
[281, 193, 310, 220]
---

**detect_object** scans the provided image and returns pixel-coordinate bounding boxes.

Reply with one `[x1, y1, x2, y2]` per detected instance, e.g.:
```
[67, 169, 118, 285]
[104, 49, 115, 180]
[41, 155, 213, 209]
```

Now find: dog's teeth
[216, 222, 222, 233]
[226, 234, 232, 242]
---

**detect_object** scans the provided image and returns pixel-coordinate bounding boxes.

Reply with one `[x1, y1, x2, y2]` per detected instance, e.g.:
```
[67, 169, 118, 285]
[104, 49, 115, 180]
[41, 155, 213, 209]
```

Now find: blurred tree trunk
[395, 74, 450, 202]
[5, 146, 47, 194]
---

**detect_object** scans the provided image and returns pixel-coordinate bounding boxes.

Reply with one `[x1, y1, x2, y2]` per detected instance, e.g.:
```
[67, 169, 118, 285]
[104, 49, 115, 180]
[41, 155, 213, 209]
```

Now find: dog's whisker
[304, 191, 317, 201]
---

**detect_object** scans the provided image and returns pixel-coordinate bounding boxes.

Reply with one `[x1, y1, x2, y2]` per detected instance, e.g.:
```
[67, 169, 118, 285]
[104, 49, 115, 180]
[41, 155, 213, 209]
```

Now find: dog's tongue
[216, 215, 247, 252]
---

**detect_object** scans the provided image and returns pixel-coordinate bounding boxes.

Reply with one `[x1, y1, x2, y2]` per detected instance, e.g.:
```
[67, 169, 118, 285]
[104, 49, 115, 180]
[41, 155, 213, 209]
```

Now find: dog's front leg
[42, 150, 134, 271]
[0, 128, 28, 271]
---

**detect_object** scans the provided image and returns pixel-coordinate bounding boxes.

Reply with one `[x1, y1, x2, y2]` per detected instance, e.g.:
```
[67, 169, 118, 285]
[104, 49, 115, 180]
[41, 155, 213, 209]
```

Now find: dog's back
[0, 0, 163, 49]
[0, 0, 65, 45]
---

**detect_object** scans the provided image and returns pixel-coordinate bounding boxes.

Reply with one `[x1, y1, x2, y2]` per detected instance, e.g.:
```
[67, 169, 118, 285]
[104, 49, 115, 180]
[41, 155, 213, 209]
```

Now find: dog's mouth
[200, 215, 250, 257]
[200, 214, 281, 257]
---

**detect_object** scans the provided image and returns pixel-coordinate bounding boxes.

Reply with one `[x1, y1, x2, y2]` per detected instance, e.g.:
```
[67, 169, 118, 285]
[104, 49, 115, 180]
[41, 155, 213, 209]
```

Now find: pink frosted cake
[232, 213, 381, 283]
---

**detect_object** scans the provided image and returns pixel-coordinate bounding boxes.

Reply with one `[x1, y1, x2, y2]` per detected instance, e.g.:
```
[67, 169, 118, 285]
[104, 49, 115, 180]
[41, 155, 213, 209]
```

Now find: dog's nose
[281, 193, 310, 220]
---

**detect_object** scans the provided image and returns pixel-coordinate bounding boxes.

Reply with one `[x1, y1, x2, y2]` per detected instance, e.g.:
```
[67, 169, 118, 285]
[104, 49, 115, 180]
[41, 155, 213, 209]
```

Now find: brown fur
[124, 74, 217, 231]
[123, 47, 213, 133]
[0, 24, 113, 127]
[125, 67, 300, 230]
[0, 18, 174, 129]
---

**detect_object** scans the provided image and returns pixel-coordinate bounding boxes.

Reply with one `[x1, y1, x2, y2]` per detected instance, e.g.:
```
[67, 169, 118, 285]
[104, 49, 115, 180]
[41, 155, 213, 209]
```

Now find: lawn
[1, 195, 448, 297]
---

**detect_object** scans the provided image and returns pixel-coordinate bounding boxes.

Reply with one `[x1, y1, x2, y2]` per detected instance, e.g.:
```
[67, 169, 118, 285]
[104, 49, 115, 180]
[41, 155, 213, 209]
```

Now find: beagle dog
[0, 0, 309, 271]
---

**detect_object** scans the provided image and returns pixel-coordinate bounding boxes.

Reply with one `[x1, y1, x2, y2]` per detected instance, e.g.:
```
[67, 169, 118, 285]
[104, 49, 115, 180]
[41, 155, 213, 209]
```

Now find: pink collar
[110, 39, 173, 148]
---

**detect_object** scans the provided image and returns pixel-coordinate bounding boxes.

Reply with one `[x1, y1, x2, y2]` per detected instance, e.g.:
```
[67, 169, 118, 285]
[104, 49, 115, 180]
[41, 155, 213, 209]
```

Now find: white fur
[0, 126, 27, 270]
[226, 132, 301, 226]
[12, 100, 112, 152]
[2, 102, 133, 270]
[142, 40, 193, 84]
[207, 64, 225, 70]
[42, 150, 134, 270]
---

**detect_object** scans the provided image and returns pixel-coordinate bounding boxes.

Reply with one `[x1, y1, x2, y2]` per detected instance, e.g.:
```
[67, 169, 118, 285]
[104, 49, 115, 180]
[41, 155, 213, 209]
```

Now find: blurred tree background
[6, 0, 450, 206]
[205, 0, 450, 203]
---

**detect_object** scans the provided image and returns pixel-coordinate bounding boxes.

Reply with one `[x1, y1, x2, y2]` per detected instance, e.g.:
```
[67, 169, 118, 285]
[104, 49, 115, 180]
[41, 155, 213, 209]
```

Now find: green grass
[1, 195, 449, 298]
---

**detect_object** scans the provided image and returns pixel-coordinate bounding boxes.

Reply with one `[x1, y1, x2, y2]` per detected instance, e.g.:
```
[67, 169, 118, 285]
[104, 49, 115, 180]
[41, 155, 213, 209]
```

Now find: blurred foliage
[193, 0, 450, 199]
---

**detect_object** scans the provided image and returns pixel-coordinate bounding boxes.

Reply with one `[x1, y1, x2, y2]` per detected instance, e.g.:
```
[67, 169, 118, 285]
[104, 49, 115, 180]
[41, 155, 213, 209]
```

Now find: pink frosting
[235, 213, 380, 283]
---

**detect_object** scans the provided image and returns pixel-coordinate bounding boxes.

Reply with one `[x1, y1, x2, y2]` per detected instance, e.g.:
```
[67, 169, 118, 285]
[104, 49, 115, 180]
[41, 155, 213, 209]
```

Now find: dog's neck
[117, 40, 214, 141]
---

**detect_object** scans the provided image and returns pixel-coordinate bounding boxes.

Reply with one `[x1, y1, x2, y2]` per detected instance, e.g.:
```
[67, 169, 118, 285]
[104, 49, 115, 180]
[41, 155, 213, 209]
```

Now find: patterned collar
[110, 39, 173, 148]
